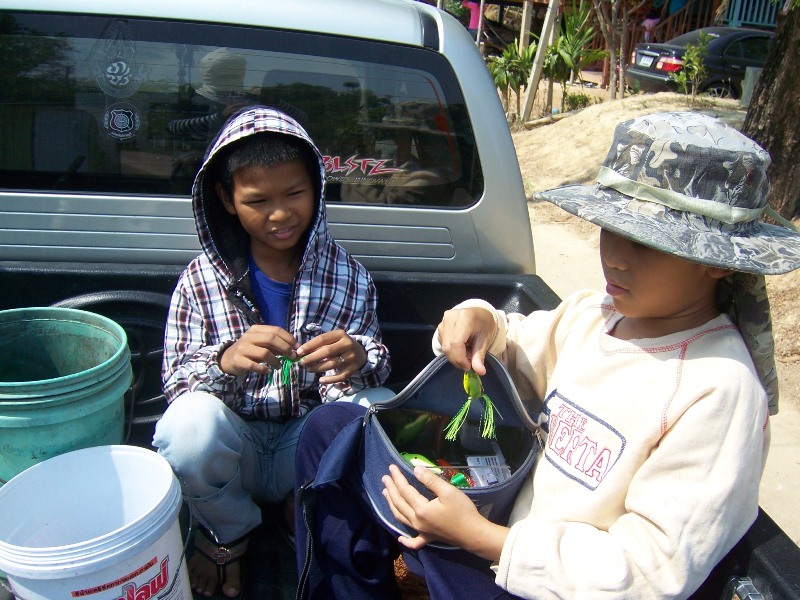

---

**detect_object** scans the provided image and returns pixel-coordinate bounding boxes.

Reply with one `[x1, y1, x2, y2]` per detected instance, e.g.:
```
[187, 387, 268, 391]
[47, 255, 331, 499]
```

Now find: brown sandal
[192, 527, 248, 598]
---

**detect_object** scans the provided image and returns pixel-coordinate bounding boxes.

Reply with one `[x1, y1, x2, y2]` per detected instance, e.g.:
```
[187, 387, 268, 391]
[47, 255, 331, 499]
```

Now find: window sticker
[103, 102, 141, 140]
[90, 20, 144, 98]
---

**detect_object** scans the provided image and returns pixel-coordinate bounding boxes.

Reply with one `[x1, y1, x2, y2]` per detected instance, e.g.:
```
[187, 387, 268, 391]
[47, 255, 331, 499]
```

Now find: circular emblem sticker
[103, 103, 141, 140]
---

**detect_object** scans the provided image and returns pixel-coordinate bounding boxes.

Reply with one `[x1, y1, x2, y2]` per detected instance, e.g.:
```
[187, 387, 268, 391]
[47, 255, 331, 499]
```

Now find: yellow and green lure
[443, 369, 501, 441]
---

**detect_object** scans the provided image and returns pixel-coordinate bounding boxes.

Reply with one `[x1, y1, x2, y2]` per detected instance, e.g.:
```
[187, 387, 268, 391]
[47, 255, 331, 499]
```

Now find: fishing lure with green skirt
[443, 369, 501, 441]
[267, 355, 299, 390]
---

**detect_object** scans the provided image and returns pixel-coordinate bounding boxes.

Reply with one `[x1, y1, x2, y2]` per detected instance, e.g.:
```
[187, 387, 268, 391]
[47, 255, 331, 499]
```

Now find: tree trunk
[592, 0, 613, 90]
[742, 8, 800, 220]
[619, 4, 629, 99]
[609, 2, 619, 99]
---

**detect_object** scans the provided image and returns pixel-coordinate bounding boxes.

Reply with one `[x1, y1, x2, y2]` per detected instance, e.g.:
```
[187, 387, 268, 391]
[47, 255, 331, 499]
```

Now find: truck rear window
[0, 12, 483, 208]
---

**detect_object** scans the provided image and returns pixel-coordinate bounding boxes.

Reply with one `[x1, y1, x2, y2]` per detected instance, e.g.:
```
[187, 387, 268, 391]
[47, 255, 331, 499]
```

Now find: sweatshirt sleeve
[432, 291, 598, 404]
[162, 272, 237, 405]
[495, 361, 769, 599]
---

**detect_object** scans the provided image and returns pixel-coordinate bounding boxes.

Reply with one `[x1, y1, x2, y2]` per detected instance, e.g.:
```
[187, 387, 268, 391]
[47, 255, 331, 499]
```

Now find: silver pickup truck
[0, 1, 798, 598]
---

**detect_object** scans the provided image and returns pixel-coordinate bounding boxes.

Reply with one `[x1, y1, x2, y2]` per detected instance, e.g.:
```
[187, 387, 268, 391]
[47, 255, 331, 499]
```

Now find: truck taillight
[656, 56, 683, 72]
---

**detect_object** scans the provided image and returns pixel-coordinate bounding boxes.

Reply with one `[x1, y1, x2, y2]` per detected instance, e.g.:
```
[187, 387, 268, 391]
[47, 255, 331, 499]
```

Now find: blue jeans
[153, 391, 312, 543]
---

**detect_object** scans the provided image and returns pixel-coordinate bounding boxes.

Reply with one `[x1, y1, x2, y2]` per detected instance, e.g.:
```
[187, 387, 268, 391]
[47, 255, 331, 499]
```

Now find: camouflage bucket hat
[535, 111, 800, 275]
[536, 111, 800, 414]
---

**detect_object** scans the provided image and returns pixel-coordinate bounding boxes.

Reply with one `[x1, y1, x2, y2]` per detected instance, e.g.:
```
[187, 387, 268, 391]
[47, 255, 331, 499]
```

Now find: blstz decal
[103, 103, 141, 141]
[323, 154, 401, 179]
[542, 391, 626, 490]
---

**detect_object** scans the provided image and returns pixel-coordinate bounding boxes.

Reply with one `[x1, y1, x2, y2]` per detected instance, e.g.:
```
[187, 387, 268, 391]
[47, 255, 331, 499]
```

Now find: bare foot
[190, 534, 247, 598]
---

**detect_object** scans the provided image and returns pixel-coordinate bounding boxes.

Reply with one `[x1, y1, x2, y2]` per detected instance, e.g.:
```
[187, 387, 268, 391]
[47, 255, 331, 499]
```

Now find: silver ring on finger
[338, 355, 345, 364]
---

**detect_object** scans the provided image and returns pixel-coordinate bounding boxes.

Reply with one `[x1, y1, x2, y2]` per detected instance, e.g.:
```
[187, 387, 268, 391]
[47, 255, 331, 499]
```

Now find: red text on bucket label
[70, 557, 158, 597]
[67, 556, 168, 599]
[110, 557, 169, 600]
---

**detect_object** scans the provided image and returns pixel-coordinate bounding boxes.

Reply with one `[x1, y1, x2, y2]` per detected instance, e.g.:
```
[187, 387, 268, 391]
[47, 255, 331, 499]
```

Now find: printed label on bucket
[71, 556, 176, 599]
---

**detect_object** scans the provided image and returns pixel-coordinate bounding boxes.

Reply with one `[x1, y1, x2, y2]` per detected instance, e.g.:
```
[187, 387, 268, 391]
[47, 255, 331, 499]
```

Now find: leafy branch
[670, 32, 711, 107]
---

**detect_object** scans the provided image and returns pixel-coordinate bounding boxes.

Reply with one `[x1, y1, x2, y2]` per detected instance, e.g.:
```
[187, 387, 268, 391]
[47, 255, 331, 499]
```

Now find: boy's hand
[437, 307, 496, 375]
[296, 330, 367, 384]
[219, 325, 298, 376]
[381, 464, 507, 561]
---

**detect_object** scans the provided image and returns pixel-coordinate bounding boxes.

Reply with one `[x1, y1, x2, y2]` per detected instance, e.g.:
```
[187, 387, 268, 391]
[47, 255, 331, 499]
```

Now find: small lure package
[467, 442, 512, 487]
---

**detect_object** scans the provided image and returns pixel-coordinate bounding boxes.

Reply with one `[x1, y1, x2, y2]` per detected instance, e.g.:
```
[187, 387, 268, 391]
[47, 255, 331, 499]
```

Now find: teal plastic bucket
[0, 307, 132, 484]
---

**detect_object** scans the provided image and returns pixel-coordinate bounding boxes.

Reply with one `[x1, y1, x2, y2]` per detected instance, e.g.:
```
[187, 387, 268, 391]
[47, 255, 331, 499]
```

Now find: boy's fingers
[397, 533, 430, 551]
[243, 326, 299, 359]
[382, 473, 417, 527]
[381, 479, 431, 550]
[296, 330, 344, 356]
[411, 465, 451, 497]
[470, 351, 487, 376]
[385, 465, 436, 514]
[438, 308, 495, 373]
[437, 323, 471, 370]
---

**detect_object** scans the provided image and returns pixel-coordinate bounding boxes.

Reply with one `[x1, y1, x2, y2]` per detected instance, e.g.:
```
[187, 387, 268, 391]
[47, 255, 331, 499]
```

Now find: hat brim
[536, 184, 800, 275]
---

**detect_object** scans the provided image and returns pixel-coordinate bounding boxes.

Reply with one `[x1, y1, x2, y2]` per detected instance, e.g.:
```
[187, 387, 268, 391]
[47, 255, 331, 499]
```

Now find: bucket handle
[0, 481, 195, 600]
[157, 498, 194, 600]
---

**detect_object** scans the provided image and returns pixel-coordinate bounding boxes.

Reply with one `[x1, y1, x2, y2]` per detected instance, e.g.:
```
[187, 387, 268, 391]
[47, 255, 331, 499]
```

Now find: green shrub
[670, 32, 710, 107]
[564, 92, 591, 112]
[444, 0, 469, 20]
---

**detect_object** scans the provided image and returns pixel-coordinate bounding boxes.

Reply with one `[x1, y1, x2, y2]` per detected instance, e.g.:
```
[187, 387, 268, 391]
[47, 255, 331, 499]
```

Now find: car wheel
[704, 82, 737, 99]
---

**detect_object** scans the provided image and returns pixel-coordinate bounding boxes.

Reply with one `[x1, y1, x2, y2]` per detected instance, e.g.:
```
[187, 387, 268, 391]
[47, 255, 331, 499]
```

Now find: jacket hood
[191, 105, 329, 289]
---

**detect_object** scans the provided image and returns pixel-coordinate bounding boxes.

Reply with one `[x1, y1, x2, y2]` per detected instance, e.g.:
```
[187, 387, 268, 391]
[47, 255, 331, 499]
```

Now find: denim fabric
[153, 390, 311, 542]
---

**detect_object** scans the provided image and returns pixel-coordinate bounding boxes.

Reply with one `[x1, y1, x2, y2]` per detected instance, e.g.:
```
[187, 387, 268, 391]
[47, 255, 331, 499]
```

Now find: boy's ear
[708, 266, 734, 280]
[216, 182, 237, 215]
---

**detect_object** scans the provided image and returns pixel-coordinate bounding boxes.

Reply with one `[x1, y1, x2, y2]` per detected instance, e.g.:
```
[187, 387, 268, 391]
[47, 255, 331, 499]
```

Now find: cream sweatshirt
[435, 290, 769, 599]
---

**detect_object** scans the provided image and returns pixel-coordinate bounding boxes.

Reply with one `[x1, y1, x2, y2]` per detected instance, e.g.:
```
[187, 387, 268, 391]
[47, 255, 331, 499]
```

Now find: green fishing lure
[266, 355, 298, 390]
[443, 369, 501, 441]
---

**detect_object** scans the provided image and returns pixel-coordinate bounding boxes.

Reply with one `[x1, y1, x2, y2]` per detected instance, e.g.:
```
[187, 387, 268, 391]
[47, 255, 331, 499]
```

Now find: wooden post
[519, 0, 534, 50]
[521, 0, 560, 122]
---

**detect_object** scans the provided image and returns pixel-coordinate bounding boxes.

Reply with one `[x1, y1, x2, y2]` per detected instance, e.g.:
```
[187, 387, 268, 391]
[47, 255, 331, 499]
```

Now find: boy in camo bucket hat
[294, 111, 799, 599]
[535, 111, 800, 415]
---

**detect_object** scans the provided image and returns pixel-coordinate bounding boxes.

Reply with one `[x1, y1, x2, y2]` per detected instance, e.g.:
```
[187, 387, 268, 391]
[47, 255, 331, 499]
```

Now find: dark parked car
[625, 26, 774, 98]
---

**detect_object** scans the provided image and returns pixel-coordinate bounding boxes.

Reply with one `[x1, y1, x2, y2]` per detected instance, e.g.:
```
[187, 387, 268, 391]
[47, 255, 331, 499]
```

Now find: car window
[0, 12, 483, 208]
[724, 36, 772, 62]
[669, 29, 721, 46]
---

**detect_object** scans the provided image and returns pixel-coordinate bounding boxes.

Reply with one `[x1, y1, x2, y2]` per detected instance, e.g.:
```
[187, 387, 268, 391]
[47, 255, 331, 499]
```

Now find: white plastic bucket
[0, 445, 191, 600]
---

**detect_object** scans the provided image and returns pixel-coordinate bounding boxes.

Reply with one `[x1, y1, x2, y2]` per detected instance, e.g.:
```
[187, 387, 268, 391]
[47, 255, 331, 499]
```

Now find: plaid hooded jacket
[162, 107, 390, 419]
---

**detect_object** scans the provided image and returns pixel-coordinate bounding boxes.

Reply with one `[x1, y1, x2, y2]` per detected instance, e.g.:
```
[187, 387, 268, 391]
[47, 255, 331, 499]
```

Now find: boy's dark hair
[215, 132, 320, 200]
